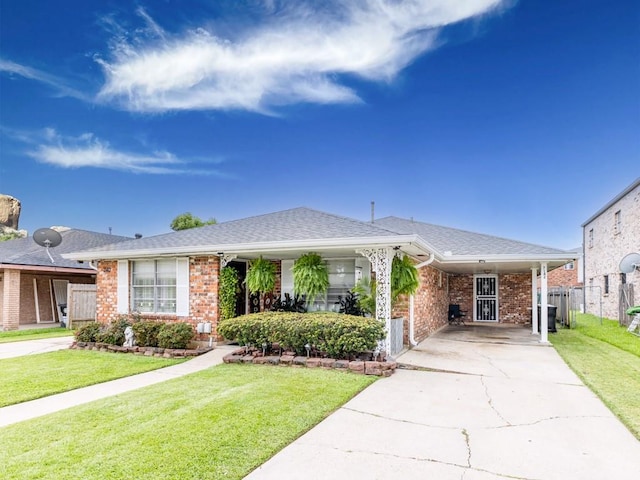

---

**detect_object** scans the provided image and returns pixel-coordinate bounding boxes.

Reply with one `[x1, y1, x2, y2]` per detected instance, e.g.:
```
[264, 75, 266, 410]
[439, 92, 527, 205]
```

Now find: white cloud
[17, 128, 216, 175]
[97, 0, 506, 113]
[0, 58, 89, 101]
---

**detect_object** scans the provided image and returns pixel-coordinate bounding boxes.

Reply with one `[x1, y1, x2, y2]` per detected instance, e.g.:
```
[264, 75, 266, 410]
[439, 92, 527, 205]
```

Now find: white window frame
[117, 258, 189, 316]
[614, 210, 621, 235]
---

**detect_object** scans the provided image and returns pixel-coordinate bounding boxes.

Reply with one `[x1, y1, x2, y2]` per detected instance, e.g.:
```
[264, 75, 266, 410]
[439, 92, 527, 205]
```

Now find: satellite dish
[33, 228, 63, 263]
[619, 252, 640, 274]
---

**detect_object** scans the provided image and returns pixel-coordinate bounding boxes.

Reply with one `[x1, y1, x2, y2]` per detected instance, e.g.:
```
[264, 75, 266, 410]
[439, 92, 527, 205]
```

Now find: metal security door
[474, 275, 498, 322]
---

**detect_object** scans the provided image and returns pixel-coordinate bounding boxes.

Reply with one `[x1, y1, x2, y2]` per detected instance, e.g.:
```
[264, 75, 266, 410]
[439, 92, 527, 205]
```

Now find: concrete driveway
[245, 324, 640, 480]
[0, 336, 74, 360]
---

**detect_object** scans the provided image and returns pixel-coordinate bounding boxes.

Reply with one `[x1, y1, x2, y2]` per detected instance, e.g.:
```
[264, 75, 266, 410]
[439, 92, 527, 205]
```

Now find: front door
[474, 275, 498, 322]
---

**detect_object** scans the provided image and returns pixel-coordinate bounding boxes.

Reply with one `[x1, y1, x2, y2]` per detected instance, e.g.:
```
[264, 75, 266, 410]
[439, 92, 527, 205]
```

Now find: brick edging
[222, 348, 397, 376]
[70, 342, 212, 358]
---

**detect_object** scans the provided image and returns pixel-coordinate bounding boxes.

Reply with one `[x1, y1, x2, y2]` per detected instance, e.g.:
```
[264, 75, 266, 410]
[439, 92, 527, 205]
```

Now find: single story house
[63, 208, 576, 353]
[1, 228, 130, 330]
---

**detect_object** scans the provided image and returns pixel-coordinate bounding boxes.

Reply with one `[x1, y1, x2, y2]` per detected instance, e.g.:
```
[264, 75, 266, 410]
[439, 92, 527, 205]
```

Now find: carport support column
[531, 267, 538, 334]
[540, 262, 549, 344]
[357, 247, 392, 357]
[2, 269, 21, 331]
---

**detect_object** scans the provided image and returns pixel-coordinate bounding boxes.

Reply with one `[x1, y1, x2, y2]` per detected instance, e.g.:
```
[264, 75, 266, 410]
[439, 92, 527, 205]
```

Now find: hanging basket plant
[391, 254, 419, 303]
[246, 256, 277, 295]
[219, 266, 239, 321]
[292, 252, 329, 306]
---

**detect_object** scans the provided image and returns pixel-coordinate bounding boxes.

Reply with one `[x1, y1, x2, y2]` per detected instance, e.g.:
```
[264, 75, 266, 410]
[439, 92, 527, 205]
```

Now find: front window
[604, 275, 609, 295]
[588, 229, 594, 248]
[564, 262, 574, 270]
[132, 259, 177, 313]
[307, 259, 356, 312]
[614, 210, 621, 234]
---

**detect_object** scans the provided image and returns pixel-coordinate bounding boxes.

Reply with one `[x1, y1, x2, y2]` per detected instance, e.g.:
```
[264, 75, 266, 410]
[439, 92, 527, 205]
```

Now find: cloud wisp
[0, 58, 90, 102]
[2, 127, 219, 175]
[97, 0, 506, 113]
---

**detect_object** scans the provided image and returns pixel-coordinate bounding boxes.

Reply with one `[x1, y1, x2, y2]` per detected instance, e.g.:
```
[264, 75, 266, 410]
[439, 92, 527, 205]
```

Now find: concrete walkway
[0, 342, 236, 427]
[245, 325, 640, 480]
[0, 335, 74, 359]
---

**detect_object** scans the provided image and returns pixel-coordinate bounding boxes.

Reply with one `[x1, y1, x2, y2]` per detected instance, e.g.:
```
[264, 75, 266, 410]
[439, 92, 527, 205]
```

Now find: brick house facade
[65, 207, 576, 349]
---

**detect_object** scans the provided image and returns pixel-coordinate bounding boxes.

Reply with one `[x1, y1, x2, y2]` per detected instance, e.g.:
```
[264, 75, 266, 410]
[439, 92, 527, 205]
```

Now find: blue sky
[1, 0, 638, 250]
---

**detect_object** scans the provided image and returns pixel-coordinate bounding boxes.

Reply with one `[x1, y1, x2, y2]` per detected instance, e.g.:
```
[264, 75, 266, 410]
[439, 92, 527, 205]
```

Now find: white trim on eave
[61, 234, 433, 261]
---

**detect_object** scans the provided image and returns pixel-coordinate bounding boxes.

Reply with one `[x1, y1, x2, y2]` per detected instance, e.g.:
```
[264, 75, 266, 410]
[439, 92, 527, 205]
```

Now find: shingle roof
[69, 207, 402, 255]
[374, 216, 568, 256]
[0, 229, 131, 269]
[63, 207, 571, 260]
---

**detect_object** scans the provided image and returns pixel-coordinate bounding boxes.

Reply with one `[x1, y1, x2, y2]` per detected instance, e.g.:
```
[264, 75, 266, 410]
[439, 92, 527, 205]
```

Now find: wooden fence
[67, 284, 96, 329]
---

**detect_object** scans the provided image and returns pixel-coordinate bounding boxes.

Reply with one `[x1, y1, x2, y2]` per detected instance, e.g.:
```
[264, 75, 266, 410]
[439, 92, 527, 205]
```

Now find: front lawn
[0, 327, 73, 344]
[0, 364, 376, 480]
[570, 312, 640, 356]
[0, 350, 184, 407]
[551, 324, 640, 439]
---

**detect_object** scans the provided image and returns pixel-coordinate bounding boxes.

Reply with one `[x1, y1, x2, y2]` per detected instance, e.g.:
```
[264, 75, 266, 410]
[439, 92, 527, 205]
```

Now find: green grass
[0, 327, 74, 343]
[0, 364, 376, 480]
[551, 322, 640, 440]
[570, 312, 640, 356]
[0, 350, 184, 407]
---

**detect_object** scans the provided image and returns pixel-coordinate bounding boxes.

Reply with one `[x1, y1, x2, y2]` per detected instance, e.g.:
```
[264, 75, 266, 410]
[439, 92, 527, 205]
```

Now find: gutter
[409, 252, 435, 346]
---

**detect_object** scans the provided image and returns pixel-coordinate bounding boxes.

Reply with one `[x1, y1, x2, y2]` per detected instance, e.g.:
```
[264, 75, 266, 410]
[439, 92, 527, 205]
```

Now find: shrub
[218, 312, 386, 359]
[132, 321, 162, 347]
[157, 322, 194, 349]
[75, 322, 101, 342]
[96, 317, 131, 345]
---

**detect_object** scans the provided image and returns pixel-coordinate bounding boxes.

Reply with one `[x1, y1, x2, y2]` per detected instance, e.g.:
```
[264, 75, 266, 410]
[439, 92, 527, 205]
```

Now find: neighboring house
[0, 228, 130, 330]
[582, 178, 640, 321]
[547, 247, 583, 288]
[63, 207, 576, 352]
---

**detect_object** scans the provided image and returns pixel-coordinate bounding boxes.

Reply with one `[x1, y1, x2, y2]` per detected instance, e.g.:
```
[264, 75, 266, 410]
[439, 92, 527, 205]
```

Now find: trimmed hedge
[217, 312, 386, 360]
[75, 319, 193, 349]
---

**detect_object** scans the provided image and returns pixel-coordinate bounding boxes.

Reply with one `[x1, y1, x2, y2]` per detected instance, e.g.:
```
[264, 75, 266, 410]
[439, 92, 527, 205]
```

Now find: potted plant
[292, 252, 329, 307]
[246, 256, 277, 298]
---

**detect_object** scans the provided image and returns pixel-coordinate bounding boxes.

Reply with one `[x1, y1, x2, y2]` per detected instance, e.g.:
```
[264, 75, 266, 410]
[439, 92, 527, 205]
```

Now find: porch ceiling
[433, 258, 573, 275]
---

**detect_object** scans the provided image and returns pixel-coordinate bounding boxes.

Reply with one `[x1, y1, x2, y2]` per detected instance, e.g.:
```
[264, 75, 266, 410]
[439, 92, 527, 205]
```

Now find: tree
[170, 212, 217, 231]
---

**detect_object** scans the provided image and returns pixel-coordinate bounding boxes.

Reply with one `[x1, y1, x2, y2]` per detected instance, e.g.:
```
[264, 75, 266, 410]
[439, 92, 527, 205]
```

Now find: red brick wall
[96, 260, 118, 324]
[448, 273, 531, 324]
[449, 275, 474, 315]
[391, 266, 450, 344]
[499, 274, 531, 324]
[96, 256, 223, 340]
[547, 265, 581, 288]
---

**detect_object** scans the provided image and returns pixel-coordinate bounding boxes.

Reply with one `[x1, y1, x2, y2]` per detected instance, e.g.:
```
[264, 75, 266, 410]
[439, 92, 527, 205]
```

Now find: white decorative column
[357, 247, 393, 356]
[531, 267, 538, 335]
[540, 262, 549, 343]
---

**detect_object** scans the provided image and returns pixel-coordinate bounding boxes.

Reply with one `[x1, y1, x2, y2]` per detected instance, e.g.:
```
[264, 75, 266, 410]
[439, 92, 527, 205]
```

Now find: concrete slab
[244, 325, 640, 479]
[0, 336, 74, 359]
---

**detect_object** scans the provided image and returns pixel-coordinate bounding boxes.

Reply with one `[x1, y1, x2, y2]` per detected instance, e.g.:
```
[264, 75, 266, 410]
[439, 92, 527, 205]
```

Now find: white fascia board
[62, 235, 431, 261]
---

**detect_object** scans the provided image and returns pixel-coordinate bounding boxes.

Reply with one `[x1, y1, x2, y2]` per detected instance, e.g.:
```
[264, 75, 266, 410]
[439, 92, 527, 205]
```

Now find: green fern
[246, 257, 276, 294]
[292, 252, 329, 305]
[391, 254, 419, 302]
